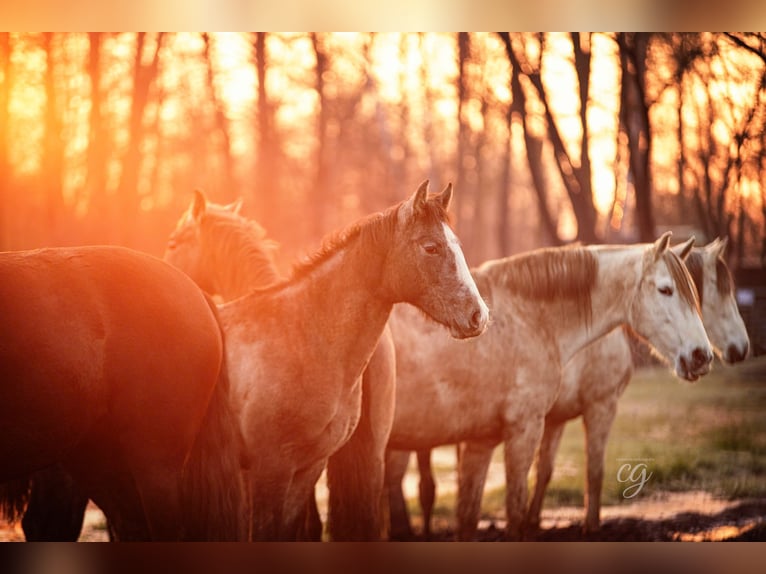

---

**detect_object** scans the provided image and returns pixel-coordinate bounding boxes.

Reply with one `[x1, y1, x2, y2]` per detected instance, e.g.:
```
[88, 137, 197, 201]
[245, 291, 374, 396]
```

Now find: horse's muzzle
[678, 346, 713, 381]
[450, 304, 489, 339]
[725, 342, 749, 364]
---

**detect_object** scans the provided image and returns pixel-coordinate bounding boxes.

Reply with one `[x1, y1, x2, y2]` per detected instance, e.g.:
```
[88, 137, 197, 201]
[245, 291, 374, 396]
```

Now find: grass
[401, 355, 766, 522]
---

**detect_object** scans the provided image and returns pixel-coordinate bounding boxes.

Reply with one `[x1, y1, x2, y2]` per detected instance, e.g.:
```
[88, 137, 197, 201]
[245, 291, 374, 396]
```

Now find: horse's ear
[222, 198, 243, 214]
[191, 189, 208, 221]
[436, 182, 453, 212]
[410, 179, 430, 213]
[675, 236, 695, 261]
[652, 231, 672, 260]
[713, 236, 729, 259]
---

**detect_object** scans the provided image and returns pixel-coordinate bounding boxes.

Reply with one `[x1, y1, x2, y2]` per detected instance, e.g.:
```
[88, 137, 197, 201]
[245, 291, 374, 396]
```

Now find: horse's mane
[683, 249, 733, 305]
[480, 245, 597, 325]
[286, 193, 452, 283]
[199, 208, 282, 289]
[663, 249, 701, 313]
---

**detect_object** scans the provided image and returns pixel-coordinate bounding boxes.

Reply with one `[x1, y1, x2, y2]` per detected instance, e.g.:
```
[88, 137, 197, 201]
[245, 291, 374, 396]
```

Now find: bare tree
[0, 33, 11, 250]
[617, 32, 656, 242]
[499, 32, 562, 246]
[311, 33, 331, 238]
[454, 32, 470, 234]
[252, 32, 280, 225]
[520, 33, 600, 244]
[84, 32, 109, 237]
[202, 33, 236, 200]
[41, 33, 65, 241]
[115, 32, 165, 244]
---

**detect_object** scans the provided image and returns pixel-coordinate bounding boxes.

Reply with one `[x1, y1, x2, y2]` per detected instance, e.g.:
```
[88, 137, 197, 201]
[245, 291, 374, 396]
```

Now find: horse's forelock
[683, 250, 705, 304]
[663, 250, 700, 313]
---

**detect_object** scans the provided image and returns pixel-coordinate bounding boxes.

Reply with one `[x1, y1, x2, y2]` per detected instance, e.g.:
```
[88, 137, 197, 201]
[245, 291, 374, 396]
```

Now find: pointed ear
[673, 236, 695, 261]
[714, 236, 729, 259]
[191, 189, 207, 221]
[222, 198, 243, 214]
[653, 231, 672, 261]
[409, 179, 430, 214]
[436, 182, 453, 212]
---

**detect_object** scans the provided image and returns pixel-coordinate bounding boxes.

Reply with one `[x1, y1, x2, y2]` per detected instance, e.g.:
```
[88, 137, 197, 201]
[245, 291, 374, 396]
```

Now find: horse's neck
[204, 234, 281, 300]
[556, 249, 641, 363]
[498, 249, 640, 365]
[265, 240, 392, 379]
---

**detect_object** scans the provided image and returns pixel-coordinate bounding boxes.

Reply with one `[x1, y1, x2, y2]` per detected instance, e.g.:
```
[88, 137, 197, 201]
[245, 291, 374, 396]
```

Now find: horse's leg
[327, 329, 396, 541]
[280, 460, 327, 540]
[66, 454, 150, 541]
[525, 418, 566, 531]
[502, 415, 546, 541]
[455, 439, 495, 541]
[22, 465, 89, 541]
[384, 449, 413, 540]
[248, 468, 289, 541]
[285, 490, 322, 541]
[582, 394, 621, 534]
[416, 449, 436, 538]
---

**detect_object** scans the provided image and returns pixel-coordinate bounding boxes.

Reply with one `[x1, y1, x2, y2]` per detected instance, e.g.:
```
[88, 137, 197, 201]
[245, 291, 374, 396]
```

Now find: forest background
[1, 32, 764, 273]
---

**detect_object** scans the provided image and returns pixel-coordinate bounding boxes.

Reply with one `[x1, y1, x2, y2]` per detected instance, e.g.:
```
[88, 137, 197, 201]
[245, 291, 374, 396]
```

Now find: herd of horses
[0, 180, 750, 541]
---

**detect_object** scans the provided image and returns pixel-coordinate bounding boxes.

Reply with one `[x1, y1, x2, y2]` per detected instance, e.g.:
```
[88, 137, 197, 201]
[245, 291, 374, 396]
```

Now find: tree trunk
[253, 32, 279, 225]
[617, 32, 655, 242]
[522, 33, 600, 243]
[496, 96, 514, 256]
[499, 32, 562, 246]
[454, 32, 470, 234]
[202, 33, 236, 201]
[311, 33, 331, 239]
[115, 32, 164, 245]
[0, 33, 11, 250]
[84, 32, 109, 239]
[41, 33, 65, 243]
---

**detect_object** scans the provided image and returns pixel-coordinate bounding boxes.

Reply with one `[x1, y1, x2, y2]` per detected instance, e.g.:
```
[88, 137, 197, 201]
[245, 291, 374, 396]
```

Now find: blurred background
[0, 32, 764, 350]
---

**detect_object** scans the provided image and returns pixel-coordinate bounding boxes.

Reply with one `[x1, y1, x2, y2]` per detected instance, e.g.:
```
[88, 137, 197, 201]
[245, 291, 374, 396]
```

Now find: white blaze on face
[442, 223, 489, 321]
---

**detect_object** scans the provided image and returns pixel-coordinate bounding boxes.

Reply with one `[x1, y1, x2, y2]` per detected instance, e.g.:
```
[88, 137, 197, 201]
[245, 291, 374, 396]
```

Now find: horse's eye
[658, 285, 673, 296]
[423, 243, 439, 255]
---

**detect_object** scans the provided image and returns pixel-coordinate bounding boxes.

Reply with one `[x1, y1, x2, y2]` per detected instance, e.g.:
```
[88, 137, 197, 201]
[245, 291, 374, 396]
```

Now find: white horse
[525, 237, 749, 533]
[389, 237, 751, 540]
[384, 235, 713, 540]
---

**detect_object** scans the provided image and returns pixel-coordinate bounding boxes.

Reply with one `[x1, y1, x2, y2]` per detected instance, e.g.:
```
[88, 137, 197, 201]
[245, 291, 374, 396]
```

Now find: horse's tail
[0, 476, 30, 524]
[180, 296, 245, 541]
[326, 328, 396, 541]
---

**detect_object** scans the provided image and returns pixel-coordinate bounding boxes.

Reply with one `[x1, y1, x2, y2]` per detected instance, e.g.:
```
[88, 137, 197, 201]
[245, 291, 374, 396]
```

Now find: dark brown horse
[0, 246, 244, 540]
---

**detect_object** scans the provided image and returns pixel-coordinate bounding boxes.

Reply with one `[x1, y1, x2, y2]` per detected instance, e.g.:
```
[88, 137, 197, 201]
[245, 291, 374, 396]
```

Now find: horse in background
[524, 237, 749, 533]
[389, 237, 750, 539]
[165, 190, 397, 540]
[383, 235, 712, 540]
[0, 246, 244, 540]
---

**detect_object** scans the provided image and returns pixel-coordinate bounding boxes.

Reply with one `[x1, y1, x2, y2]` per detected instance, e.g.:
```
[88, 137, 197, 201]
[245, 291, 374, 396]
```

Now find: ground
[2, 357, 765, 542]
[1, 492, 765, 541]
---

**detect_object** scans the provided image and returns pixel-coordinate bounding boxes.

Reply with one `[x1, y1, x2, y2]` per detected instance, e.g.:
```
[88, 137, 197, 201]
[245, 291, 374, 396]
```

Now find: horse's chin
[676, 364, 710, 382]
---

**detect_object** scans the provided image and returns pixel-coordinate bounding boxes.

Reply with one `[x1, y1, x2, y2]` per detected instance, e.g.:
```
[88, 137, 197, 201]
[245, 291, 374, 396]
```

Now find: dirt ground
[1, 490, 765, 541]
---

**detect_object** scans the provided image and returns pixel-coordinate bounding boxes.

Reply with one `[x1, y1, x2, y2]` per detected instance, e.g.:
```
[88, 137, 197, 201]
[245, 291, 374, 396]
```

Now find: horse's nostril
[470, 309, 482, 329]
[691, 347, 711, 369]
[726, 343, 748, 364]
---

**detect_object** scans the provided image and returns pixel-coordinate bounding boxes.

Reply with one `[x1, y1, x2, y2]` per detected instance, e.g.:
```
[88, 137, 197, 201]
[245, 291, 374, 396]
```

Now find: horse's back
[0, 246, 223, 479]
